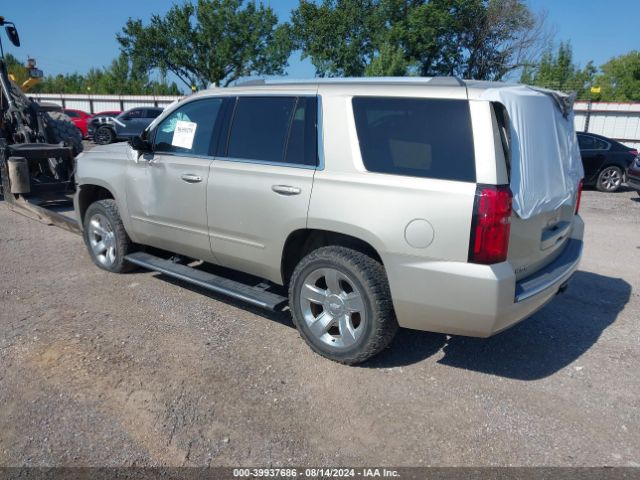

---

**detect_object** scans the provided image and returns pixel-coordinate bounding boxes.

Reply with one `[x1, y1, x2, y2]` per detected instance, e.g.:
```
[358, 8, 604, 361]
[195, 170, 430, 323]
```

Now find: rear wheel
[94, 126, 115, 145]
[83, 199, 136, 273]
[289, 246, 398, 364]
[596, 166, 623, 192]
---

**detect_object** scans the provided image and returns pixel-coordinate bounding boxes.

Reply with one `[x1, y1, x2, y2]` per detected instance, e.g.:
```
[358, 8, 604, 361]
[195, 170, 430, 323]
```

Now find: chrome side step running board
[125, 251, 288, 311]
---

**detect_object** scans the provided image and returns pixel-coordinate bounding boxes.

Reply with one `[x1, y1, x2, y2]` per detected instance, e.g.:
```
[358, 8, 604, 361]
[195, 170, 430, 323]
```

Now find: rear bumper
[385, 215, 584, 337]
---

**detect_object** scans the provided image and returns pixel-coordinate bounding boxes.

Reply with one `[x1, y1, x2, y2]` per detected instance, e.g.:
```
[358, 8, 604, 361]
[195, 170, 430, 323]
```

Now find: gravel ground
[0, 186, 638, 467]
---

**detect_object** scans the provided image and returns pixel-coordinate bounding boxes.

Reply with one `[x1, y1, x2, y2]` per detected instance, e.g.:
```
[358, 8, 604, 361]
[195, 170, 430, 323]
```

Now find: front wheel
[83, 199, 136, 273]
[94, 126, 115, 145]
[289, 246, 398, 364]
[596, 166, 624, 192]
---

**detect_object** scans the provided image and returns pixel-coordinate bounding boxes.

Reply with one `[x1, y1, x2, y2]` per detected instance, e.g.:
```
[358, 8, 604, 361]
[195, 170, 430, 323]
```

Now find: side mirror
[5, 26, 20, 47]
[129, 135, 151, 152]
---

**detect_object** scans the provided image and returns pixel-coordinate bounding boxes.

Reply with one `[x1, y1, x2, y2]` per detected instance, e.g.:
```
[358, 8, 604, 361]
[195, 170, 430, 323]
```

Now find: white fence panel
[30, 93, 183, 115]
[92, 101, 123, 112]
[574, 102, 640, 150]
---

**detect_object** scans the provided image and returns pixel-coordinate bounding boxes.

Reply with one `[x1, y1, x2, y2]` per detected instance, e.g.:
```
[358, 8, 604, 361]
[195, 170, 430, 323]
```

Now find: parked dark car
[627, 155, 640, 197]
[93, 107, 163, 145]
[86, 110, 121, 139]
[577, 132, 638, 192]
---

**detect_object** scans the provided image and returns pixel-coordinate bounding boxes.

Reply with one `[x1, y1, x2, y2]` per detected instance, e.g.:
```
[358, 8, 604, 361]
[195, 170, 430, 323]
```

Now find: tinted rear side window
[227, 97, 296, 163]
[284, 97, 318, 166]
[352, 97, 476, 182]
[577, 134, 594, 150]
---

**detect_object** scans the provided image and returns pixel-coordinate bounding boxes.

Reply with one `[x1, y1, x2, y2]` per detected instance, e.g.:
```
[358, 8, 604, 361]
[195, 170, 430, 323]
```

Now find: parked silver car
[74, 78, 584, 364]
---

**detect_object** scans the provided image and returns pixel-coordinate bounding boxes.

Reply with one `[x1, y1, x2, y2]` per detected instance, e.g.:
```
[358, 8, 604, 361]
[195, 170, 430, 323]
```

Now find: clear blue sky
[1, 0, 638, 90]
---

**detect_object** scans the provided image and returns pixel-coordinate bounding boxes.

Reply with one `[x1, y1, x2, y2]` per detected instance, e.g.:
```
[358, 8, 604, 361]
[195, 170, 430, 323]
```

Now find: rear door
[125, 98, 224, 261]
[578, 133, 608, 182]
[206, 95, 317, 283]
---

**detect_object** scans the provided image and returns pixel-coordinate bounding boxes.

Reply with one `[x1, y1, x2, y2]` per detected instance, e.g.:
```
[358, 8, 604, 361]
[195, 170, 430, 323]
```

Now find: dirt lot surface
[0, 188, 639, 467]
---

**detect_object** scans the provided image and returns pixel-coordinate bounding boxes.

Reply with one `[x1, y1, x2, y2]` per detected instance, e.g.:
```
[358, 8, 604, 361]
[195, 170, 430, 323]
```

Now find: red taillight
[630, 149, 638, 156]
[575, 180, 583, 215]
[468, 185, 512, 264]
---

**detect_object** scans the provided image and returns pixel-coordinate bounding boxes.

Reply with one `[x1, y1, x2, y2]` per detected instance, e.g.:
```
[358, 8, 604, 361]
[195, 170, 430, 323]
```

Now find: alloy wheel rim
[299, 267, 366, 349]
[95, 129, 110, 144]
[88, 213, 117, 267]
[601, 168, 621, 191]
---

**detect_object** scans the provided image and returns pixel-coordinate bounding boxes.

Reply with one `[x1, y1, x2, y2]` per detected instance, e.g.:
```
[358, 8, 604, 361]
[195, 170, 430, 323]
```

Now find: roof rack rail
[218, 76, 467, 89]
[234, 78, 266, 87]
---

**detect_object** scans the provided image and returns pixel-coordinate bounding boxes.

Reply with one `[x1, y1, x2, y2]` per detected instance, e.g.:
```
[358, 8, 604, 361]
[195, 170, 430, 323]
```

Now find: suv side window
[226, 96, 297, 164]
[153, 98, 223, 156]
[352, 97, 476, 182]
[285, 97, 318, 166]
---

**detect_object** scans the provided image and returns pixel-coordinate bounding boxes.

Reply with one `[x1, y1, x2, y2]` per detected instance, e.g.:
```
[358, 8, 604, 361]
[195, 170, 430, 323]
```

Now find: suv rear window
[352, 97, 476, 182]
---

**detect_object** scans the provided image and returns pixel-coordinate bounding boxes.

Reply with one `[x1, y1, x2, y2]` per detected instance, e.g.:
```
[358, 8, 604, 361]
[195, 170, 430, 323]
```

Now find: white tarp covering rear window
[482, 86, 584, 220]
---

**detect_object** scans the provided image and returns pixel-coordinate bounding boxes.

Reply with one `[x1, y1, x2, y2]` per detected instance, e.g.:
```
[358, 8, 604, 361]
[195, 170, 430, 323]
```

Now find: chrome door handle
[272, 185, 302, 196]
[181, 173, 203, 183]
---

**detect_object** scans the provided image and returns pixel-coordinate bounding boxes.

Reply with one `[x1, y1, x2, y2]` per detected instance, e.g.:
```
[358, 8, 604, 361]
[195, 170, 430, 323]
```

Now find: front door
[125, 97, 224, 261]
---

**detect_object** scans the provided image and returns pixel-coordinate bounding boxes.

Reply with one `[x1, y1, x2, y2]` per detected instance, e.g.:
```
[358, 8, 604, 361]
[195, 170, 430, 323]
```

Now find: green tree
[117, 0, 292, 89]
[291, 0, 549, 80]
[519, 42, 596, 99]
[291, 0, 381, 77]
[31, 53, 181, 95]
[595, 51, 640, 102]
[365, 43, 411, 76]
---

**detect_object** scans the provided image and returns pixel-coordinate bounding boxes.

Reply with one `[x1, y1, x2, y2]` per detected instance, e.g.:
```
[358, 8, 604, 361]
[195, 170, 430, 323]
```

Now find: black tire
[596, 165, 623, 192]
[289, 246, 398, 364]
[94, 126, 115, 145]
[45, 111, 83, 156]
[83, 199, 136, 273]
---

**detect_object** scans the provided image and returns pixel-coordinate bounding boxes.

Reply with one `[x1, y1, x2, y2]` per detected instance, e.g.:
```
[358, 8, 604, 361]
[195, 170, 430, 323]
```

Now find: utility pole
[585, 85, 601, 132]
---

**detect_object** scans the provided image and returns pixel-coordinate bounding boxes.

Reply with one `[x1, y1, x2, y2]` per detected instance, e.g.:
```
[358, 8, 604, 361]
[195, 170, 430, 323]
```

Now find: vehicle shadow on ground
[365, 271, 631, 380]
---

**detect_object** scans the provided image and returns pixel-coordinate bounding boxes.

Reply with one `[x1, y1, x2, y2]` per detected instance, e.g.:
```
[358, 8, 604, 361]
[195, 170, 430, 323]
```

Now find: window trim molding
[213, 156, 318, 170]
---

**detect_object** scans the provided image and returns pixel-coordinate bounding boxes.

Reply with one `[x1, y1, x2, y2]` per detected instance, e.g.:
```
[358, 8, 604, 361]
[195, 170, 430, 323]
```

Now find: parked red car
[63, 109, 93, 138]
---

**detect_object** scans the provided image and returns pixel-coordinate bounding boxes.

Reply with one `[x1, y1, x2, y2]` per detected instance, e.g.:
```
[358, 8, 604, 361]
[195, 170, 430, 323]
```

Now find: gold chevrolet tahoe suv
[74, 77, 584, 364]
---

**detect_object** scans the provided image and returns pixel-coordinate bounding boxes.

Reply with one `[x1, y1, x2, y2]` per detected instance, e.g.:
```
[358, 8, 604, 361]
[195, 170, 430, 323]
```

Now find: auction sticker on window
[172, 120, 197, 149]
